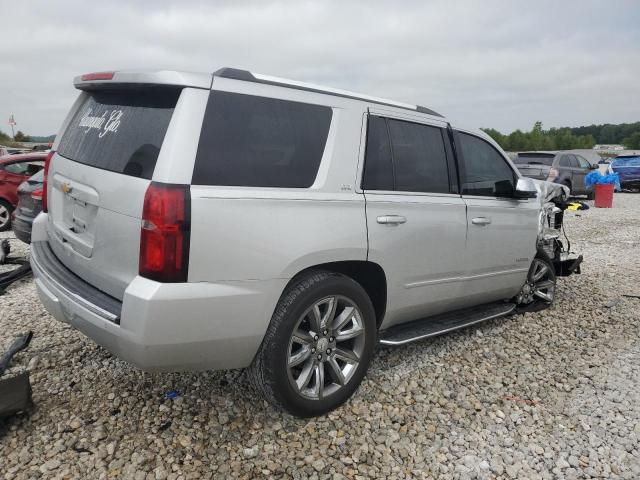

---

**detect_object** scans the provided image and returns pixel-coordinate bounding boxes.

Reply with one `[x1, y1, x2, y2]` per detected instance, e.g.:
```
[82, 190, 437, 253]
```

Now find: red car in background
[0, 152, 46, 231]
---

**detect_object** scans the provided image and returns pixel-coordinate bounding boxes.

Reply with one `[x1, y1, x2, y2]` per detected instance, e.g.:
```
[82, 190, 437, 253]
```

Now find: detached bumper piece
[0, 332, 33, 419]
[0, 239, 32, 294]
[554, 254, 583, 277]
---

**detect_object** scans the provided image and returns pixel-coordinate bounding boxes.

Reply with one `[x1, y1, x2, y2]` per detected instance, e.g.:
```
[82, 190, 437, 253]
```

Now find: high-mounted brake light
[80, 72, 115, 81]
[42, 151, 54, 213]
[139, 183, 191, 283]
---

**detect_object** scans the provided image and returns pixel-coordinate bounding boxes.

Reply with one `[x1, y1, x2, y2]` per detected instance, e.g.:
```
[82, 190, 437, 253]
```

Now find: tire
[562, 180, 572, 197]
[586, 189, 595, 200]
[0, 200, 12, 232]
[248, 270, 377, 417]
[516, 254, 557, 313]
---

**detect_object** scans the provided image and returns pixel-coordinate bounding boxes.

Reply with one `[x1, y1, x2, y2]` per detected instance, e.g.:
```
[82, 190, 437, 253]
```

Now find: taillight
[80, 72, 115, 81]
[42, 151, 54, 213]
[31, 189, 43, 201]
[139, 183, 190, 283]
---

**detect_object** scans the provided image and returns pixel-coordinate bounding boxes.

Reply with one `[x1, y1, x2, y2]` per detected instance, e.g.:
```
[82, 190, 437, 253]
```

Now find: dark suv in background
[12, 169, 44, 243]
[514, 151, 596, 198]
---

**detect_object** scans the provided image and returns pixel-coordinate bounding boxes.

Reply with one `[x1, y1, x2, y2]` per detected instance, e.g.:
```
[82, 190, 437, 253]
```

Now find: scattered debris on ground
[1, 194, 639, 479]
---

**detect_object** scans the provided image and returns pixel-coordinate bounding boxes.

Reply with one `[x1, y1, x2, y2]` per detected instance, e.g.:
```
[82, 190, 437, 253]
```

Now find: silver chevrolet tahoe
[31, 68, 578, 417]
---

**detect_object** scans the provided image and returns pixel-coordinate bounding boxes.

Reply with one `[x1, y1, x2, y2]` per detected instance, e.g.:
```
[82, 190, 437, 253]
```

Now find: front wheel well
[286, 261, 387, 328]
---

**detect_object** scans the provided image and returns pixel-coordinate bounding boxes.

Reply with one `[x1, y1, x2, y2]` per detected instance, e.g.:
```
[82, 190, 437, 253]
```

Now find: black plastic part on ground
[0, 372, 32, 419]
[0, 332, 34, 419]
[555, 255, 583, 277]
[0, 331, 33, 376]
[0, 238, 32, 293]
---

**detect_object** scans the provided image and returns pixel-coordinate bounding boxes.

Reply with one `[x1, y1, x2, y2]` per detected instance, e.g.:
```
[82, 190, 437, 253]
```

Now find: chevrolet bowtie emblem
[61, 183, 73, 194]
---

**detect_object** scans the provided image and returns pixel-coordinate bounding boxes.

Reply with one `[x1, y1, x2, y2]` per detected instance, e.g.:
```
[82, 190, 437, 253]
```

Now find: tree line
[3, 120, 640, 150]
[0, 130, 56, 145]
[482, 121, 640, 151]
[0, 129, 30, 143]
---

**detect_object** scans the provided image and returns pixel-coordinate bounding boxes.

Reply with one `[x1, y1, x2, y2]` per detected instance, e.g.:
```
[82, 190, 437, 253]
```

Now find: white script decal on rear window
[79, 109, 123, 138]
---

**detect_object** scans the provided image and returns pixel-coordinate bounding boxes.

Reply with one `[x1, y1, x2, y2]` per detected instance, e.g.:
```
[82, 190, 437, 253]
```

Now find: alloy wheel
[0, 204, 10, 229]
[287, 295, 366, 400]
[519, 258, 556, 305]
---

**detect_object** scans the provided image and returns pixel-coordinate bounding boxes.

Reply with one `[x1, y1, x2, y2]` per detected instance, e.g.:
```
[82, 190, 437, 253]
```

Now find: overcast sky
[1, 0, 639, 136]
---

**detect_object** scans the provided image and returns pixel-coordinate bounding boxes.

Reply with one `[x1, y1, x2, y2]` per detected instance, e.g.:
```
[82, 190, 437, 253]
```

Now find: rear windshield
[57, 88, 181, 179]
[193, 91, 332, 188]
[612, 156, 640, 167]
[514, 154, 555, 166]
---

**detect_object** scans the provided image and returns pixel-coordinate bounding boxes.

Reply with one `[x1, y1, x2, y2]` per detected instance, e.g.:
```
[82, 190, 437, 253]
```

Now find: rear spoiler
[74, 70, 213, 90]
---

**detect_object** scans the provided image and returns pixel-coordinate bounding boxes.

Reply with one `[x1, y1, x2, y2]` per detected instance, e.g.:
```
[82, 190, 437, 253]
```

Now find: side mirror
[513, 177, 537, 199]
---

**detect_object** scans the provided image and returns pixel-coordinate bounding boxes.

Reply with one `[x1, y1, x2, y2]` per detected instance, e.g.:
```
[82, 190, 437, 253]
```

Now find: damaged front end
[533, 180, 583, 277]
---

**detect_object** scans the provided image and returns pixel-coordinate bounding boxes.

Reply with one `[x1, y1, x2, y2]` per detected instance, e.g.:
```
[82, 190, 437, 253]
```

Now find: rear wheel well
[286, 261, 387, 328]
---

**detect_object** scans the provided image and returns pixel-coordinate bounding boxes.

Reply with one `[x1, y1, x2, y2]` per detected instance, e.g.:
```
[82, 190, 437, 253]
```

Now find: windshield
[612, 156, 640, 167]
[514, 154, 554, 166]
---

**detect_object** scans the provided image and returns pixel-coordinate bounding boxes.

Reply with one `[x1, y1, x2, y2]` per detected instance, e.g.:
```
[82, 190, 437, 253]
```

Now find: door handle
[471, 217, 492, 226]
[377, 215, 407, 225]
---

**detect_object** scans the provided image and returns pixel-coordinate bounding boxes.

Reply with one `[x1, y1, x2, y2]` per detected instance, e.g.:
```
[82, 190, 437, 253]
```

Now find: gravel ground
[1, 193, 639, 479]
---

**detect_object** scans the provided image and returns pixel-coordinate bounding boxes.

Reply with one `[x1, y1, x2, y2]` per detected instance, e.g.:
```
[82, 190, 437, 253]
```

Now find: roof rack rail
[213, 67, 442, 118]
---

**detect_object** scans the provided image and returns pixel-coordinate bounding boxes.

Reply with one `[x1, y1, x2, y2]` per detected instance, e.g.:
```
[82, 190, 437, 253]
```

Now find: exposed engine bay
[533, 180, 583, 277]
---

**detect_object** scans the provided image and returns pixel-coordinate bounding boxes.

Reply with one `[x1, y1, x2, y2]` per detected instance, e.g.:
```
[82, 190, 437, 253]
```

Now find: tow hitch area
[0, 331, 34, 419]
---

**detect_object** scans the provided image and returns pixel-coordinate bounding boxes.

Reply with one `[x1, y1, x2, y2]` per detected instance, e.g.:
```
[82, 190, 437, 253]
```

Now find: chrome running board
[379, 302, 516, 346]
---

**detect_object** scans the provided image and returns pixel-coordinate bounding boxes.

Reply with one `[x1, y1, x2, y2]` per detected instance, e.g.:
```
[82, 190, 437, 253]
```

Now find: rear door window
[387, 119, 450, 193]
[559, 156, 572, 167]
[457, 132, 516, 197]
[576, 156, 591, 169]
[57, 88, 181, 180]
[193, 91, 332, 188]
[569, 155, 580, 168]
[362, 116, 451, 193]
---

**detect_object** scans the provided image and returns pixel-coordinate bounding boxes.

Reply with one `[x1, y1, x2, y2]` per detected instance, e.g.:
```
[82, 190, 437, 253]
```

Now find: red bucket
[594, 184, 614, 208]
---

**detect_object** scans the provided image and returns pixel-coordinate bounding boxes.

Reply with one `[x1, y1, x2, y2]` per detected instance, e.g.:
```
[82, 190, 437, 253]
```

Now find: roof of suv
[74, 67, 443, 119]
[213, 68, 443, 118]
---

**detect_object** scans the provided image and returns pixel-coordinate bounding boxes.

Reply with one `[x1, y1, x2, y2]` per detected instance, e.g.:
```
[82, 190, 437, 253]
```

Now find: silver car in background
[31, 68, 571, 416]
[514, 151, 597, 198]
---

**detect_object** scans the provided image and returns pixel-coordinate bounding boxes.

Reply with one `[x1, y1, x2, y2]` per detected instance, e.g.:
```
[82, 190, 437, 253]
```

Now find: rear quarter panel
[188, 84, 369, 283]
[188, 191, 367, 282]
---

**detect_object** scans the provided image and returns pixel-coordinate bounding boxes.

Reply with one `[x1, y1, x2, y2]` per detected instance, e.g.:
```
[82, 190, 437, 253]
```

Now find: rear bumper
[620, 180, 640, 189]
[30, 236, 284, 372]
[12, 215, 33, 244]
